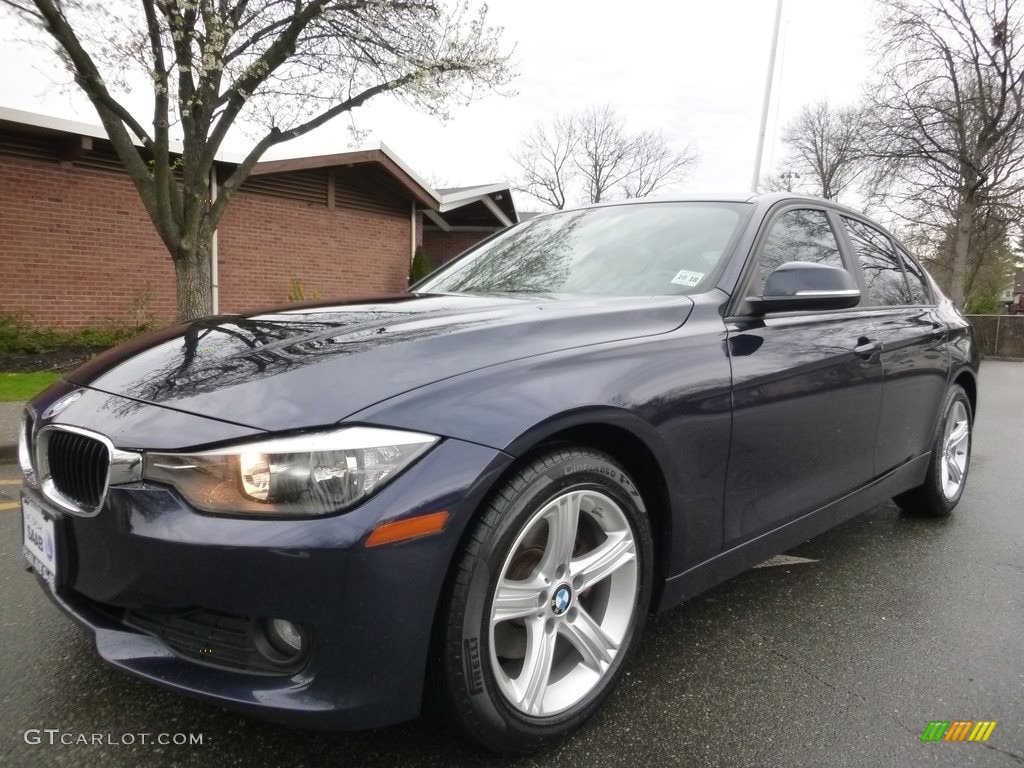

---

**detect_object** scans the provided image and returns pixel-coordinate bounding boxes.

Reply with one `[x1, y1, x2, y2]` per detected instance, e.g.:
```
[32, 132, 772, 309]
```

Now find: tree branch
[29, 0, 168, 241]
[210, 66, 439, 225]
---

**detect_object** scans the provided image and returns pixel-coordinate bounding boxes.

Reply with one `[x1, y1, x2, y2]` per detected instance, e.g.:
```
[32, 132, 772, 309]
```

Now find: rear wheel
[433, 447, 653, 752]
[895, 385, 972, 517]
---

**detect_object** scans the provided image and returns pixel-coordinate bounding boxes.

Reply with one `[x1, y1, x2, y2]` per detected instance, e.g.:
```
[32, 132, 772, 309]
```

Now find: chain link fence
[966, 315, 1024, 359]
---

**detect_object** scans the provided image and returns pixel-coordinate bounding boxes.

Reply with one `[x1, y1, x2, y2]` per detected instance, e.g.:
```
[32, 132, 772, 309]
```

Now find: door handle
[853, 337, 881, 358]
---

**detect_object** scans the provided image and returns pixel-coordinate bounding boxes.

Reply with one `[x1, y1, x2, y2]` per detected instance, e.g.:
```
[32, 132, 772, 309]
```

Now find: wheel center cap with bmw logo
[551, 584, 573, 616]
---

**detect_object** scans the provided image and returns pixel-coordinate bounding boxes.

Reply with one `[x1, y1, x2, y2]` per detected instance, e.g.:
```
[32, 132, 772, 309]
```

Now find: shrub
[409, 246, 432, 286]
[965, 291, 1003, 315]
[288, 279, 322, 302]
[0, 313, 154, 356]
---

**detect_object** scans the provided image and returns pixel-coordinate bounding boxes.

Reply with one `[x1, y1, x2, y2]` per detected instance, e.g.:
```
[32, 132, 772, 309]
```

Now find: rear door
[724, 205, 884, 544]
[837, 216, 949, 473]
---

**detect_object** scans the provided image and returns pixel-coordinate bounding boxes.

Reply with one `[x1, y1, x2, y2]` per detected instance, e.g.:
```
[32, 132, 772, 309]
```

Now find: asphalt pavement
[1, 361, 1022, 768]
[0, 401, 23, 462]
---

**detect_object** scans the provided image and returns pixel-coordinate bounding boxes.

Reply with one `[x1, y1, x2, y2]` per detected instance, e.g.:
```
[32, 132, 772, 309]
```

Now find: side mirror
[749, 261, 861, 314]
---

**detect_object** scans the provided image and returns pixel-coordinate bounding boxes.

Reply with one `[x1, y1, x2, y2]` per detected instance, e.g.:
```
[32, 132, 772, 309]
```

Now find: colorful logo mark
[920, 721, 997, 742]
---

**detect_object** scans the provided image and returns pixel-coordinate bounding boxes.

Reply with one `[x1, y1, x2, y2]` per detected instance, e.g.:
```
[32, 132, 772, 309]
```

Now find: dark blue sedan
[19, 194, 979, 751]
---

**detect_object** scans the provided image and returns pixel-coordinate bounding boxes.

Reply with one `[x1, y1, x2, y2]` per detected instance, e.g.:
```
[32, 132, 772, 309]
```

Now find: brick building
[421, 185, 520, 266]
[0, 107, 517, 329]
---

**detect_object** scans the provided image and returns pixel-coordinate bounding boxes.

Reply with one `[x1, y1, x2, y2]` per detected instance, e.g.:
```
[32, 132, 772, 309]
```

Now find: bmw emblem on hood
[42, 389, 84, 420]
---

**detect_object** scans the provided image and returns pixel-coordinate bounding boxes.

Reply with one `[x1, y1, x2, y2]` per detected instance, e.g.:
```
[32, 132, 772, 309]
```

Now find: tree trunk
[949, 197, 977, 308]
[173, 235, 214, 322]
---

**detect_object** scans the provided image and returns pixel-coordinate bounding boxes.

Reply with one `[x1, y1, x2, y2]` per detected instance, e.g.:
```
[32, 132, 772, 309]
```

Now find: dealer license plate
[22, 496, 57, 589]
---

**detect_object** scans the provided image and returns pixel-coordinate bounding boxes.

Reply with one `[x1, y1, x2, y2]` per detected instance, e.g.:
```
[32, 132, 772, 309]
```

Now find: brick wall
[217, 192, 410, 313]
[0, 153, 412, 329]
[422, 228, 498, 267]
[0, 153, 177, 328]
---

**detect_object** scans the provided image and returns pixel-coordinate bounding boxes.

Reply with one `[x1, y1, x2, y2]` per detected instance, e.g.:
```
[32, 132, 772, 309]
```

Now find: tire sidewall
[449, 450, 654, 750]
[929, 386, 973, 512]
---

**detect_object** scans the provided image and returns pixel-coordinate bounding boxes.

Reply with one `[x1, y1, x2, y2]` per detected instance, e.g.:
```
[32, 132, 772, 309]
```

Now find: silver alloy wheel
[941, 400, 970, 500]
[488, 489, 638, 717]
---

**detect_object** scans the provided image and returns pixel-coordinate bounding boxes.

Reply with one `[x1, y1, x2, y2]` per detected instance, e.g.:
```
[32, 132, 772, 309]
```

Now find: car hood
[67, 293, 692, 433]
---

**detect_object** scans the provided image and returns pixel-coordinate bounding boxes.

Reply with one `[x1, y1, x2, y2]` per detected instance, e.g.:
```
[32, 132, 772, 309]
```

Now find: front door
[724, 207, 884, 544]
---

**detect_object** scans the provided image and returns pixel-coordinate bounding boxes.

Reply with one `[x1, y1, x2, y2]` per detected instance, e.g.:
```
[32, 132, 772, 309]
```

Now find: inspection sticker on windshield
[670, 269, 705, 287]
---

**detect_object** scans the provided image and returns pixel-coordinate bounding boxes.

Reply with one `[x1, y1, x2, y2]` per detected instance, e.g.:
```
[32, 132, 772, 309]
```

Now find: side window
[896, 246, 932, 305]
[842, 217, 910, 306]
[757, 209, 845, 288]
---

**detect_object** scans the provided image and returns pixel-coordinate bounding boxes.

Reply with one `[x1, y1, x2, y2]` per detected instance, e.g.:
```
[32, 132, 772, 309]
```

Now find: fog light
[263, 618, 306, 660]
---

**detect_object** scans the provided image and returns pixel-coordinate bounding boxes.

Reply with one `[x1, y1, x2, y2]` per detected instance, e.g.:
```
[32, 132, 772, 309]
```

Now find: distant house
[0, 106, 517, 329]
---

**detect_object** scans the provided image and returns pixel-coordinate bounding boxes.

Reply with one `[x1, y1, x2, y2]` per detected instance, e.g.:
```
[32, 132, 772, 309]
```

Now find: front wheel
[895, 385, 973, 517]
[433, 447, 653, 752]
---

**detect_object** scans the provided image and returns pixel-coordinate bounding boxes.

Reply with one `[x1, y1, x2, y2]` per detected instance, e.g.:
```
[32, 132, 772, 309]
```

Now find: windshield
[418, 202, 751, 297]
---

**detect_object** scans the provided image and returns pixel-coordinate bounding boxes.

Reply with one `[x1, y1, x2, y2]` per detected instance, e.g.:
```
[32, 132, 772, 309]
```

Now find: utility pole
[751, 0, 784, 193]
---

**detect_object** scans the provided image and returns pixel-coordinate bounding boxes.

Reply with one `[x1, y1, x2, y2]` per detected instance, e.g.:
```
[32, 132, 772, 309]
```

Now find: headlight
[142, 426, 438, 517]
[18, 410, 36, 486]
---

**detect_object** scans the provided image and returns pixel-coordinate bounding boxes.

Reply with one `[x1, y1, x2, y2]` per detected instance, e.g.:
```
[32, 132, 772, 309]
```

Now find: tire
[894, 385, 973, 517]
[432, 446, 654, 752]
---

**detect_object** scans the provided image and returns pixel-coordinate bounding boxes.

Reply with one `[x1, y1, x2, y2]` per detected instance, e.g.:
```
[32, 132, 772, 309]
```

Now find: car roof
[551, 192, 863, 216]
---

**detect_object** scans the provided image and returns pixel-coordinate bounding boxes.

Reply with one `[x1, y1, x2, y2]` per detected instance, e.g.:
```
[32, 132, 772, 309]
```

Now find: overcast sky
[0, 0, 877, 209]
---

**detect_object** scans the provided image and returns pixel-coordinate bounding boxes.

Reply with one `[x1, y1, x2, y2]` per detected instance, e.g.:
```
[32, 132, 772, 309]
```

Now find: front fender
[348, 322, 734, 577]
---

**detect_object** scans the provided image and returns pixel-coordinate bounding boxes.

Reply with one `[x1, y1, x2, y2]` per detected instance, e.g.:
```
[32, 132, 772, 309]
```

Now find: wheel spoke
[572, 531, 635, 591]
[559, 605, 617, 672]
[539, 492, 581, 574]
[948, 421, 969, 446]
[947, 457, 963, 485]
[516, 617, 557, 714]
[493, 578, 543, 622]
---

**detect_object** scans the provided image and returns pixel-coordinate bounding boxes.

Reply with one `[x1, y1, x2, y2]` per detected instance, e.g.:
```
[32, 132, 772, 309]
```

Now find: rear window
[896, 246, 932, 305]
[842, 217, 911, 306]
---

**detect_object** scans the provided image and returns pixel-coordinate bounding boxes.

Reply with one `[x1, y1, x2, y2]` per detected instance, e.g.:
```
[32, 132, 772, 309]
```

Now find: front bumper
[22, 436, 512, 730]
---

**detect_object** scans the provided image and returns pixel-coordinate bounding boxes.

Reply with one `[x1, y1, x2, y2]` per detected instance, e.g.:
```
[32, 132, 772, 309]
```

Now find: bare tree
[3, 0, 511, 320]
[574, 105, 637, 204]
[619, 129, 696, 199]
[923, 203, 1021, 306]
[511, 114, 578, 210]
[780, 100, 867, 200]
[865, 0, 1024, 306]
[512, 104, 695, 208]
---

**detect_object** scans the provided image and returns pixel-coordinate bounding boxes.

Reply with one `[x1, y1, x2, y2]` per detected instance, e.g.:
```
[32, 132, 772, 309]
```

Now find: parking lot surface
[1, 361, 1022, 767]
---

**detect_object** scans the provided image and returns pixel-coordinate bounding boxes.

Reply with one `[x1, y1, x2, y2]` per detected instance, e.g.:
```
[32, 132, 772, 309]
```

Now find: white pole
[410, 201, 417, 263]
[751, 0, 784, 193]
[210, 165, 220, 315]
